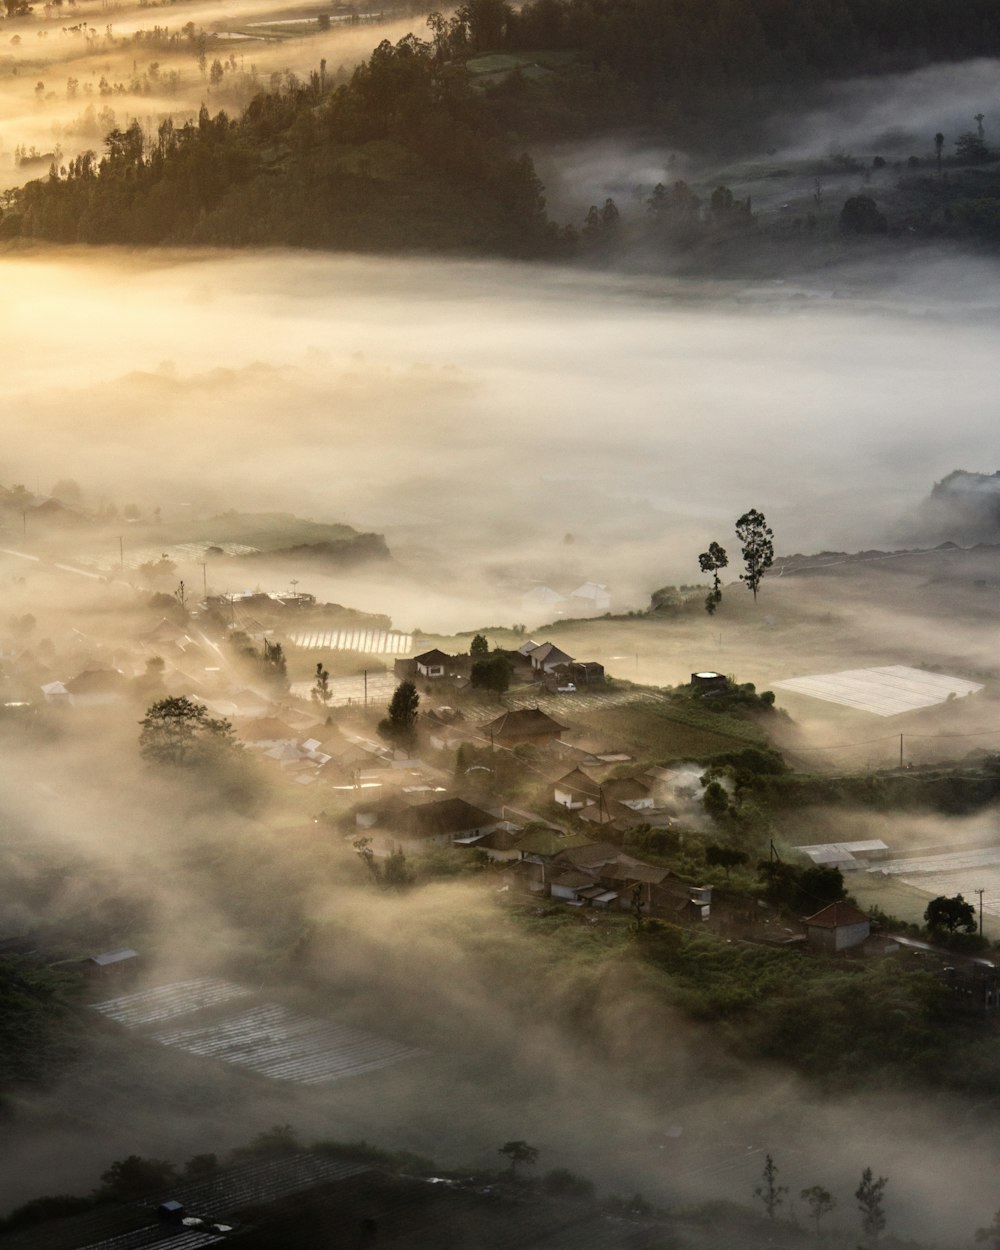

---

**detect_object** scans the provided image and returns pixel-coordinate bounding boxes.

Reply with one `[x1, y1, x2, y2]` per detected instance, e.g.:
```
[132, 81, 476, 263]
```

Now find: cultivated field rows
[150, 1003, 423, 1084]
[92, 979, 252, 1028]
[288, 628, 413, 654]
[93, 980, 423, 1086]
[80, 1228, 223, 1250]
[165, 1156, 370, 1219]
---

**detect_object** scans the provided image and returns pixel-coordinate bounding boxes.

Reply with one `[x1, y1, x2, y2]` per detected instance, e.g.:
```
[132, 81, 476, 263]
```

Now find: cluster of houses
[396, 638, 605, 692]
[348, 788, 712, 922]
[521, 581, 612, 618]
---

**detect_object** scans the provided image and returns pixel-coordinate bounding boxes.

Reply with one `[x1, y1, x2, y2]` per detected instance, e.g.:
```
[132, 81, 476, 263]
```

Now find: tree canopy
[378, 680, 420, 747]
[138, 696, 238, 767]
[924, 894, 976, 934]
[735, 509, 774, 602]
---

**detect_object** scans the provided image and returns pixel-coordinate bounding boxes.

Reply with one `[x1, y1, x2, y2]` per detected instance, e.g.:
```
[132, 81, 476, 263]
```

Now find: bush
[543, 1168, 595, 1199]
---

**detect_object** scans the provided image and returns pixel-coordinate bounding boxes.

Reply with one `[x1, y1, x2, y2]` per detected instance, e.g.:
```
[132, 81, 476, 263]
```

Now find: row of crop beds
[92, 979, 252, 1028]
[93, 981, 422, 1086]
[165, 1156, 370, 1220]
[150, 1003, 423, 1084]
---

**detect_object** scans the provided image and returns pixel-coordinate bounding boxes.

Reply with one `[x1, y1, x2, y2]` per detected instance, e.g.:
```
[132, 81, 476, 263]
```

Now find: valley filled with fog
[6, 5, 1000, 1246]
[5, 246, 1000, 634]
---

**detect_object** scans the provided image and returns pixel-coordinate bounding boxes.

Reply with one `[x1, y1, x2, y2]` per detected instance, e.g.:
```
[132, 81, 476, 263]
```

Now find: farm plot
[166, 1155, 370, 1220]
[773, 665, 983, 716]
[92, 978, 252, 1028]
[287, 628, 412, 655]
[506, 688, 664, 717]
[150, 1003, 422, 1084]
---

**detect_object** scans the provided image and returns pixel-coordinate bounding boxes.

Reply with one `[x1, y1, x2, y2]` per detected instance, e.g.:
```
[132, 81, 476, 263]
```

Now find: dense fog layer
[3, 247, 1000, 630]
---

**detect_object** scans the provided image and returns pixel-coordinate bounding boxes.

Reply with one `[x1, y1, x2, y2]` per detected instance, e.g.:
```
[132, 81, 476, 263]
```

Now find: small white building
[414, 649, 451, 679]
[570, 582, 611, 614]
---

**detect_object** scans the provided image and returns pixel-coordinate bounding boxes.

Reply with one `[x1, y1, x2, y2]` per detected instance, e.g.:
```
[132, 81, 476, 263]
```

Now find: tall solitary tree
[855, 1167, 888, 1241]
[754, 1154, 787, 1220]
[924, 893, 976, 934]
[499, 1140, 539, 1178]
[698, 541, 728, 614]
[311, 661, 332, 707]
[934, 131, 944, 174]
[735, 509, 774, 602]
[378, 680, 419, 749]
[470, 633, 489, 658]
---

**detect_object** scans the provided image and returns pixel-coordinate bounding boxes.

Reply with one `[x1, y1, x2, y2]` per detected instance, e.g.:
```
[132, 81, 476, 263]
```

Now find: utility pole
[200, 561, 207, 596]
[899, 733, 904, 769]
[363, 668, 368, 708]
[977, 888, 985, 936]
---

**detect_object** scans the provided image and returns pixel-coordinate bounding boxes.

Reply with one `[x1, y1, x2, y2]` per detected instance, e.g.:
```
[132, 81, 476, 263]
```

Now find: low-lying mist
[1, 719, 998, 1246]
[4, 246, 1000, 634]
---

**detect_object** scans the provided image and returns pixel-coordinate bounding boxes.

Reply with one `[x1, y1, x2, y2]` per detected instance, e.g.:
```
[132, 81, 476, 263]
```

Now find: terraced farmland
[92, 980, 422, 1086]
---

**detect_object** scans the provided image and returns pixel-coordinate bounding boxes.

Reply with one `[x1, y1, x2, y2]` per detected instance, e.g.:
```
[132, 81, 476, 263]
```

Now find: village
[4, 563, 991, 976]
[6, 520, 1000, 1250]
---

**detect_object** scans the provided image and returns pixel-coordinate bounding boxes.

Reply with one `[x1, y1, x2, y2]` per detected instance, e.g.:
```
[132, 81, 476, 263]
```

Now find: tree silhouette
[378, 680, 419, 749]
[855, 1166, 888, 1241]
[698, 541, 728, 614]
[139, 696, 237, 767]
[311, 661, 332, 707]
[499, 1140, 539, 1178]
[801, 1185, 836, 1233]
[924, 894, 976, 934]
[735, 509, 774, 602]
[754, 1153, 787, 1219]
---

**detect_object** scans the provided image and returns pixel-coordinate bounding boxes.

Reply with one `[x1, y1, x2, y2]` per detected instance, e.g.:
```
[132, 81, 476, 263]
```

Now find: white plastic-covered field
[772, 665, 983, 716]
[93, 980, 421, 1085]
[92, 978, 252, 1027]
[150, 1002, 422, 1084]
[287, 627, 412, 654]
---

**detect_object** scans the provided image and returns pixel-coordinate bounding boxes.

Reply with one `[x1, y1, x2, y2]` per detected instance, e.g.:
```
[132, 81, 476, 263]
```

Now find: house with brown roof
[64, 668, 128, 706]
[804, 900, 872, 952]
[553, 768, 602, 810]
[525, 642, 575, 674]
[481, 707, 566, 747]
[376, 797, 501, 853]
[601, 776, 654, 811]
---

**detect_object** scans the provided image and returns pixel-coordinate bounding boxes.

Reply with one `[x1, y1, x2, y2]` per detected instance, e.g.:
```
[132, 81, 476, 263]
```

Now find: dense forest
[6, 0, 1000, 252]
[4, 37, 561, 254]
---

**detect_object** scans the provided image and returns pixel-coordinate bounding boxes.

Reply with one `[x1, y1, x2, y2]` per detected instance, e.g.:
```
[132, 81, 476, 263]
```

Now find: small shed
[804, 901, 872, 952]
[157, 1201, 185, 1223]
[87, 948, 139, 978]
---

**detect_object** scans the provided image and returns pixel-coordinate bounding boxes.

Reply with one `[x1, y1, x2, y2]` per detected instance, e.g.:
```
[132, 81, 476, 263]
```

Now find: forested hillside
[7, 0, 1000, 252]
[8, 37, 562, 255]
